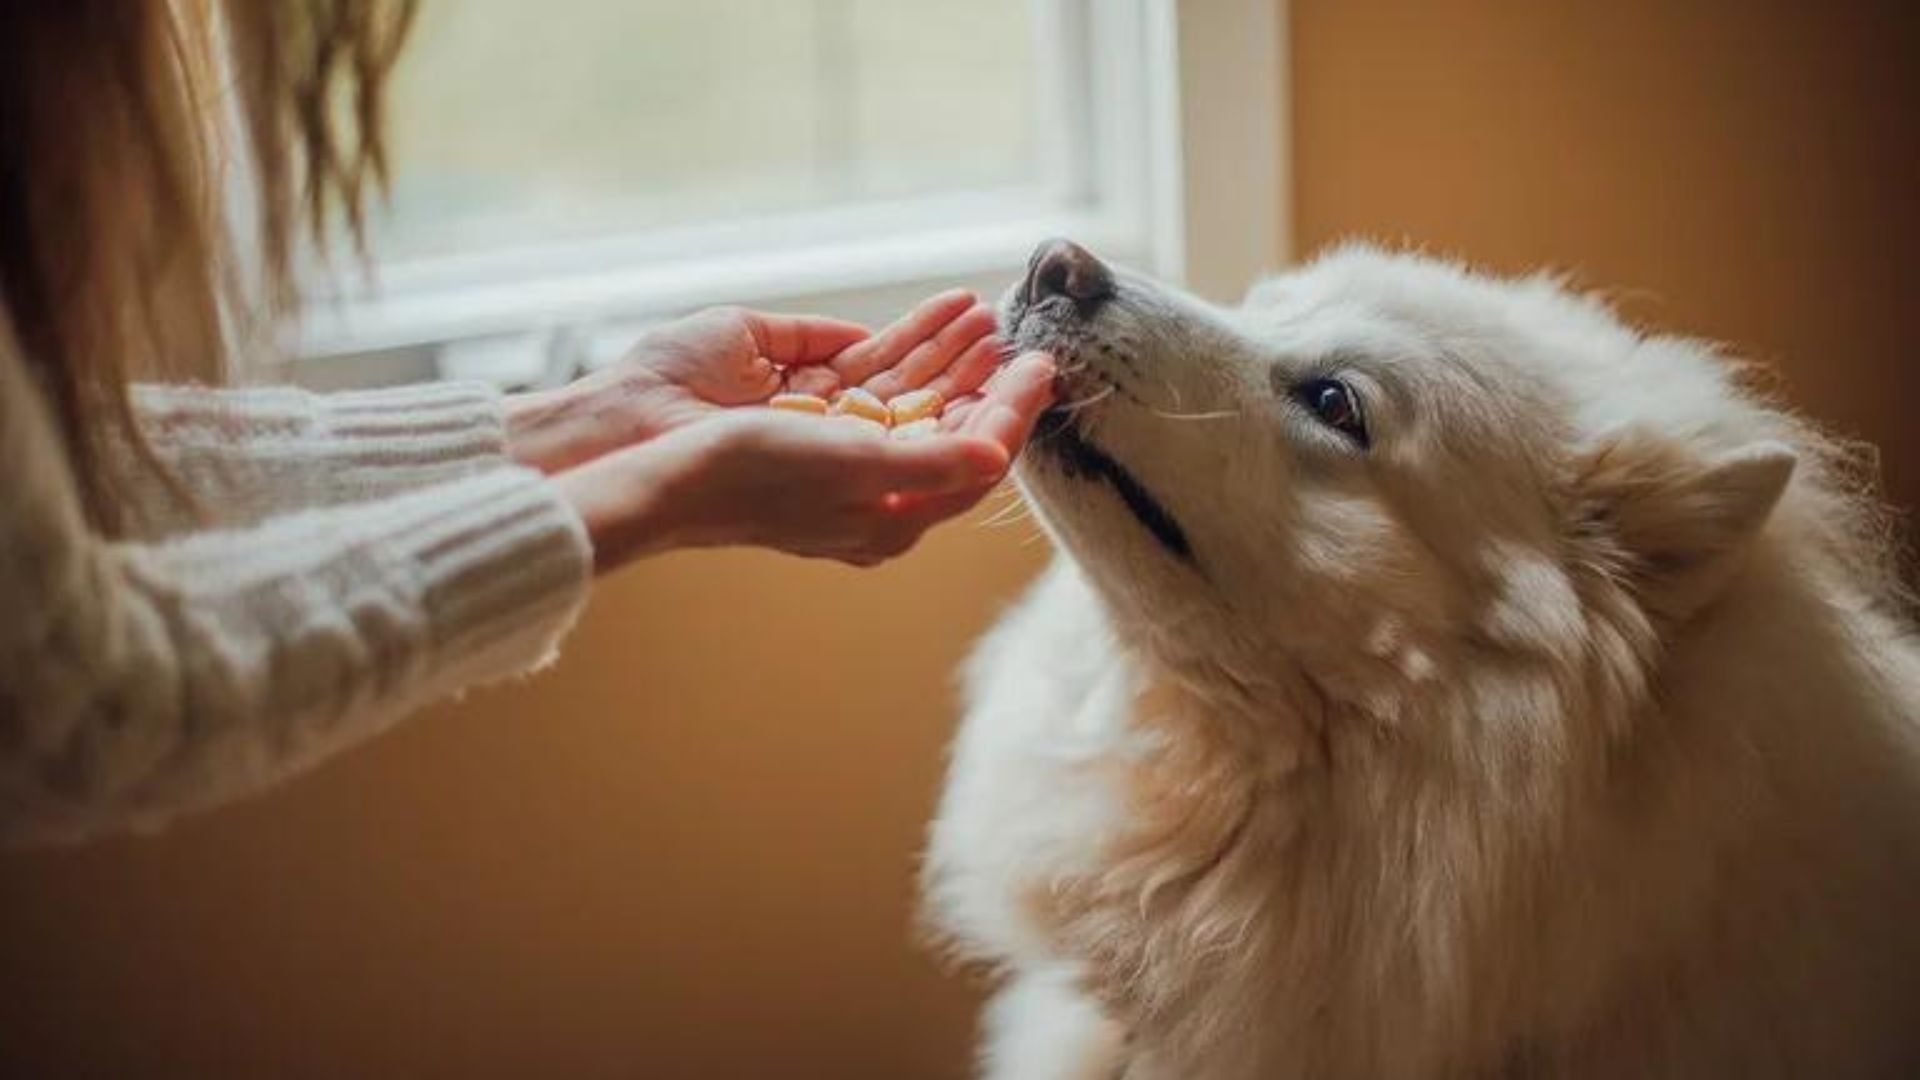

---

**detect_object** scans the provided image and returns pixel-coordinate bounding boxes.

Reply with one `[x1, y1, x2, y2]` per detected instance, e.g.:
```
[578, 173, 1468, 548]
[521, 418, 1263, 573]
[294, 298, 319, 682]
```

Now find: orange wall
[5, 4, 1917, 1077]
[0, 532, 1042, 1077]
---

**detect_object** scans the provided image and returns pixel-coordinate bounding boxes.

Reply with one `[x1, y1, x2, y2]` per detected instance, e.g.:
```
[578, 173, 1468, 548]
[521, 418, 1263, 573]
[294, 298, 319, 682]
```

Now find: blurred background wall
[1293, 0, 1920, 511]
[2, 2, 1915, 1077]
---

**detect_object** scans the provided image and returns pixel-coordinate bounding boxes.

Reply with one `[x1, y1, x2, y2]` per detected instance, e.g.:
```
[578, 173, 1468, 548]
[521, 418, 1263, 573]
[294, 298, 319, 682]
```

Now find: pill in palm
[833, 414, 891, 437]
[890, 418, 941, 440]
[769, 393, 830, 415]
[887, 388, 945, 426]
[766, 386, 950, 435]
[830, 387, 890, 424]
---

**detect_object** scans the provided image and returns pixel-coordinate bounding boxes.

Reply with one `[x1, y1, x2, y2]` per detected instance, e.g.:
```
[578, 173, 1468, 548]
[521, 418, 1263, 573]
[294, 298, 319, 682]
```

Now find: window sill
[294, 199, 1144, 361]
[279, 0, 1288, 392]
[282, 200, 1145, 390]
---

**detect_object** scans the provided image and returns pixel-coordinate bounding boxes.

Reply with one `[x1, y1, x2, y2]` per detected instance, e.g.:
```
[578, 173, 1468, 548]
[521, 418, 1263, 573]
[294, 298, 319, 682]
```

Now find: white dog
[922, 241, 1920, 1078]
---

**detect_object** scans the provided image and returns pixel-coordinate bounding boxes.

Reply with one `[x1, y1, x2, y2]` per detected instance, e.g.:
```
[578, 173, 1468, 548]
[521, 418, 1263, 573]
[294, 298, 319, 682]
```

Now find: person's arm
[123, 380, 520, 534]
[2, 328, 1053, 845]
[121, 293, 1002, 536]
[3, 342, 592, 845]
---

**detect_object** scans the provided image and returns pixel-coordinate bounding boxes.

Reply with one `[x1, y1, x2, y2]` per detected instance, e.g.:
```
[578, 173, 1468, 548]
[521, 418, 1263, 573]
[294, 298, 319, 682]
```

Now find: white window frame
[279, 0, 1287, 390]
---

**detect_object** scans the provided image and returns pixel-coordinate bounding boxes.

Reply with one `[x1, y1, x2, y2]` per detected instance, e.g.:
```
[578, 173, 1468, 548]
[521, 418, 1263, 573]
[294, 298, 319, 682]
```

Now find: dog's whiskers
[1056, 385, 1115, 415]
[976, 491, 1036, 530]
[980, 507, 1038, 532]
[1146, 405, 1240, 423]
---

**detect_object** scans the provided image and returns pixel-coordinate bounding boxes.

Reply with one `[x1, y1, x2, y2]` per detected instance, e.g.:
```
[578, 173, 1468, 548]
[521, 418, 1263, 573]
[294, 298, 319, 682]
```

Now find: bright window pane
[374, 0, 1042, 262]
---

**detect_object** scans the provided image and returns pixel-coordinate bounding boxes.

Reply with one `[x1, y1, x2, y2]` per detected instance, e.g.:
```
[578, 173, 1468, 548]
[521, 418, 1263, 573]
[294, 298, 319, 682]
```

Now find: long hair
[0, 0, 417, 534]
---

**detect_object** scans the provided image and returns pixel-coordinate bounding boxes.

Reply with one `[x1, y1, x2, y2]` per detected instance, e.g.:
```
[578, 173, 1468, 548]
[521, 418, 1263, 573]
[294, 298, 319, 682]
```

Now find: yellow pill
[768, 393, 829, 415]
[890, 418, 941, 440]
[830, 386, 891, 425]
[833, 414, 891, 437]
[887, 388, 945, 427]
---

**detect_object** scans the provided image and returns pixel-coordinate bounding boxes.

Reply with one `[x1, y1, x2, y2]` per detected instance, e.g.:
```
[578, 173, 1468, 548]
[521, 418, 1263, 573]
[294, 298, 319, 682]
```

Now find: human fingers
[942, 351, 1057, 456]
[921, 332, 1007, 402]
[861, 303, 997, 400]
[827, 288, 975, 387]
[738, 309, 872, 365]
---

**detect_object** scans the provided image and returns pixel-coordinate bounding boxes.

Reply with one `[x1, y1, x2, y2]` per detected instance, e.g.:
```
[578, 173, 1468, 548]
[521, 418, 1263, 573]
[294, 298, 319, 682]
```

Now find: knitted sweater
[1, 342, 593, 845]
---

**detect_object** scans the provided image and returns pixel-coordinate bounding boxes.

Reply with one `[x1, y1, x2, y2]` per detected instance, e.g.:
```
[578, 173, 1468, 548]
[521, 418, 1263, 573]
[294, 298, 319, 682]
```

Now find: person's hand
[505, 291, 1001, 474]
[784, 288, 1002, 403]
[555, 350, 1056, 572]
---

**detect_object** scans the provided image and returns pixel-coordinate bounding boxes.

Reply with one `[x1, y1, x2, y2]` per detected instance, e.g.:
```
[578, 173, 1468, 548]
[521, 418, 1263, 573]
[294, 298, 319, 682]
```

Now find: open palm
[623, 288, 1005, 432]
[507, 289, 1049, 481]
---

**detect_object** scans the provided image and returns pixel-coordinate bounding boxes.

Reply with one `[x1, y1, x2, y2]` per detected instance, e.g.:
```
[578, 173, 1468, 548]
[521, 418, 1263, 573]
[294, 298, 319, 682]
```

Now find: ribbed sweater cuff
[309, 382, 510, 476]
[131, 381, 518, 518]
[377, 467, 593, 688]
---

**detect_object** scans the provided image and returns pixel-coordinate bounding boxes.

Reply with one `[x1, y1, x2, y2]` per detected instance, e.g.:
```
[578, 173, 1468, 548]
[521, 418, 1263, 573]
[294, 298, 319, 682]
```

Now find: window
[286, 0, 1284, 390]
[375, 0, 1046, 262]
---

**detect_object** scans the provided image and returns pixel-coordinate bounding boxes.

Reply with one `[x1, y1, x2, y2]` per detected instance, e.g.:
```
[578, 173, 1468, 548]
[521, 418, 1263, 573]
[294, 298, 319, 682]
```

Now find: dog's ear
[1241, 277, 1292, 310]
[1573, 433, 1796, 625]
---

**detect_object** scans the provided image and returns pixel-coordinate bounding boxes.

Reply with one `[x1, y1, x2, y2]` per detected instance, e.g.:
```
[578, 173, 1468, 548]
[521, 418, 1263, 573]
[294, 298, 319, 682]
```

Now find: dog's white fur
[923, 245, 1920, 1078]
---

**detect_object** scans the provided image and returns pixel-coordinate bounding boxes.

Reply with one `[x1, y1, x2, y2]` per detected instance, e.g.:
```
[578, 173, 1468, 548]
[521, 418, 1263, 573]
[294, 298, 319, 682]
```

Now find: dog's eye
[1294, 378, 1368, 447]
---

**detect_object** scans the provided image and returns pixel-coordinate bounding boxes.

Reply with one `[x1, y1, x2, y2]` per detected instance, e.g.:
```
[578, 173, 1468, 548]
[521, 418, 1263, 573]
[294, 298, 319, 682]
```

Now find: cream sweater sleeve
[1, 347, 592, 846]
[124, 380, 518, 534]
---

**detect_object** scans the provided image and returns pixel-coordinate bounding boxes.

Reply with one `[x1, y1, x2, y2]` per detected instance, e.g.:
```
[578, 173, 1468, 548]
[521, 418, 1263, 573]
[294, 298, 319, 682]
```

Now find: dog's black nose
[1025, 238, 1114, 307]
